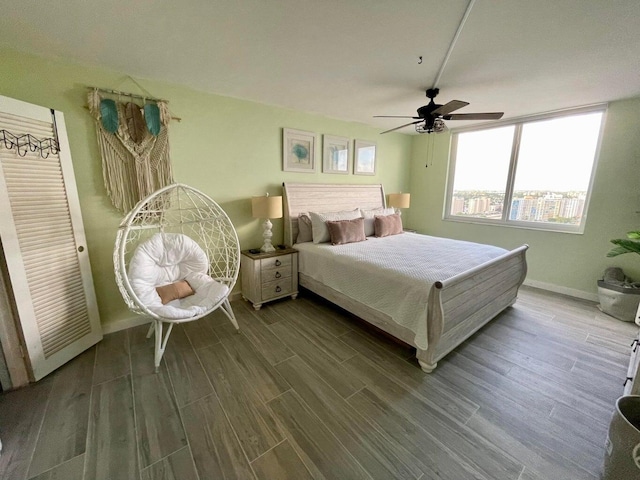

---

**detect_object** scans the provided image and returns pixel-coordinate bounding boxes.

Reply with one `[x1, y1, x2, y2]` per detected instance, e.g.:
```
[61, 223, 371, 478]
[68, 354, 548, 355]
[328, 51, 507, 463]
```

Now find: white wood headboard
[282, 182, 386, 246]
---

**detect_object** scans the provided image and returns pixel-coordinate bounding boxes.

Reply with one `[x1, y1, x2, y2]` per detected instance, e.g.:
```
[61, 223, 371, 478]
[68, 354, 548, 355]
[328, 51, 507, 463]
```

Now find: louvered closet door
[0, 95, 102, 380]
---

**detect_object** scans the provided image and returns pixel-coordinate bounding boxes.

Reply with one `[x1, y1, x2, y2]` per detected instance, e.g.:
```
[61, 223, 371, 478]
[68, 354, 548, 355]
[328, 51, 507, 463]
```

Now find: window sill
[443, 216, 585, 235]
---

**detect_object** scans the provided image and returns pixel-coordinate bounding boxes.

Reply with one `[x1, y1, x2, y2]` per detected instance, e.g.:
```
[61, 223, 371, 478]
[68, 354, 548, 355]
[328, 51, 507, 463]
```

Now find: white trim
[101, 315, 151, 335]
[522, 279, 598, 302]
[444, 104, 607, 234]
[0, 95, 52, 122]
[443, 216, 586, 234]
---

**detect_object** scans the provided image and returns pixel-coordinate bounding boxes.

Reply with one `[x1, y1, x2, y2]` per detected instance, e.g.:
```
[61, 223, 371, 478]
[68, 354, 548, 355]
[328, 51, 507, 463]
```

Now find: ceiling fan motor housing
[418, 89, 442, 119]
[417, 103, 440, 118]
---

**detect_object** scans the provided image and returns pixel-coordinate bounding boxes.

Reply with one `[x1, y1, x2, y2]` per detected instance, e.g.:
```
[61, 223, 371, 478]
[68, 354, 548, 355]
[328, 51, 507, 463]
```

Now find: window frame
[443, 104, 607, 234]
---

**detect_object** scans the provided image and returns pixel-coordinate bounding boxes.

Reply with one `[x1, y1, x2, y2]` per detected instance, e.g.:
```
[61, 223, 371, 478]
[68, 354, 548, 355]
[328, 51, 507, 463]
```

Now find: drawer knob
[275, 260, 282, 266]
[276, 286, 282, 293]
[275, 272, 281, 278]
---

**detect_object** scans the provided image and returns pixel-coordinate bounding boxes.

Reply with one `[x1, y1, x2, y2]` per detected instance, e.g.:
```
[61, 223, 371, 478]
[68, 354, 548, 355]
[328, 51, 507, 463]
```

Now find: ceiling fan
[375, 88, 504, 134]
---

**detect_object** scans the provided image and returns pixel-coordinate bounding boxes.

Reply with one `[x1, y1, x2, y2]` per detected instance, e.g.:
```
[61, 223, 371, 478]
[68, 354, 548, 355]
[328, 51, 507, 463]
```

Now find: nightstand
[240, 247, 298, 310]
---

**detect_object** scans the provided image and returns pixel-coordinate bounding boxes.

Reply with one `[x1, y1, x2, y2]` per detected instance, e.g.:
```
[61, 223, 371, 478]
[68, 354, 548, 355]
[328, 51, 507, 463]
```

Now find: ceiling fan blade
[380, 120, 423, 134]
[432, 100, 469, 116]
[443, 112, 504, 120]
[374, 115, 421, 119]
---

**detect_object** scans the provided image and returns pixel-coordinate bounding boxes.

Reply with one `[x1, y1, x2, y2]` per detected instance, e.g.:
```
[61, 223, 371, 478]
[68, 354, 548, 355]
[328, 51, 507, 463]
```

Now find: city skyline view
[451, 189, 587, 224]
[449, 111, 602, 228]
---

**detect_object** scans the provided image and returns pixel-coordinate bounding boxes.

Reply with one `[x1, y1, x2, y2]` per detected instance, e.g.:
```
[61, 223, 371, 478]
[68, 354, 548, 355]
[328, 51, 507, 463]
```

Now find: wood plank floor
[0, 286, 636, 480]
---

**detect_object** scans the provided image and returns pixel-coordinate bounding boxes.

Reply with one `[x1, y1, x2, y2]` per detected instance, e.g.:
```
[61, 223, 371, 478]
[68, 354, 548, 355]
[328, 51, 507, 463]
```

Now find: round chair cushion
[128, 233, 229, 320]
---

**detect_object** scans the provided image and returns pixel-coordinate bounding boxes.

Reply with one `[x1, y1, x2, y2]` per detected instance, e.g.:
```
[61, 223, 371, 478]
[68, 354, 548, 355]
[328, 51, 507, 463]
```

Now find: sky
[452, 112, 603, 192]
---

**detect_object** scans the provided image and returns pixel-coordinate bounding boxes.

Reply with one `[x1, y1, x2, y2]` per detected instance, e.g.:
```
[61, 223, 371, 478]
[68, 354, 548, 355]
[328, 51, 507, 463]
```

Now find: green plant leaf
[607, 246, 635, 257]
[610, 238, 640, 250]
[627, 231, 640, 239]
[607, 238, 640, 257]
[144, 103, 161, 136]
[100, 99, 119, 133]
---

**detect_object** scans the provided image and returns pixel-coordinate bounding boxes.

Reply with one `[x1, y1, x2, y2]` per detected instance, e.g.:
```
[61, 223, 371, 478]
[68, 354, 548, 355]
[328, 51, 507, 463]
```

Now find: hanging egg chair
[114, 183, 240, 371]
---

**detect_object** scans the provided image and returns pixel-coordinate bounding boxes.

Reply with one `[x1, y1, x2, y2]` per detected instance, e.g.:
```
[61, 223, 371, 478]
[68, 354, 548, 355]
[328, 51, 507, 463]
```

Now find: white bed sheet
[295, 233, 507, 350]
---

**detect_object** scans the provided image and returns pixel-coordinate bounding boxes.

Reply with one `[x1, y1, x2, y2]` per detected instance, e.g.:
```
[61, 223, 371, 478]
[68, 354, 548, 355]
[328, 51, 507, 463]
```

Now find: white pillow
[309, 209, 362, 243]
[360, 207, 396, 236]
[296, 213, 313, 243]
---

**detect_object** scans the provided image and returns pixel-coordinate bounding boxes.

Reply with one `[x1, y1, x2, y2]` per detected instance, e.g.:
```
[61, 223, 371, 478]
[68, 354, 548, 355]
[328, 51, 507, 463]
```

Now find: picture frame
[322, 135, 350, 174]
[283, 128, 317, 173]
[354, 140, 377, 175]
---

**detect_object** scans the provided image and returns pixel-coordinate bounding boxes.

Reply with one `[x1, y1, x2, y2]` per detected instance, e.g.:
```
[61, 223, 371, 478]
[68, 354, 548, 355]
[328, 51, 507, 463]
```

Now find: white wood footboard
[416, 244, 529, 372]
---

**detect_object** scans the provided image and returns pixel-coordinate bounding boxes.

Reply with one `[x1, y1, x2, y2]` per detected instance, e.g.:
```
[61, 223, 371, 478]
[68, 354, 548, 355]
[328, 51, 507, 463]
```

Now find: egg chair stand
[114, 183, 240, 371]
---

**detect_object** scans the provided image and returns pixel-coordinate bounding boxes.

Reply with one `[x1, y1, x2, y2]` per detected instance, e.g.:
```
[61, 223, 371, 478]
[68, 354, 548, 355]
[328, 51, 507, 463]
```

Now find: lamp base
[260, 244, 275, 253]
[260, 219, 275, 253]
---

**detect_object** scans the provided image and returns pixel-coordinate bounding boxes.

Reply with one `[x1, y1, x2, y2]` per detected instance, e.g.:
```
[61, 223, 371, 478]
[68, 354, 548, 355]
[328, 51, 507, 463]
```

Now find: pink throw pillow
[326, 217, 367, 245]
[374, 213, 403, 237]
[156, 280, 195, 305]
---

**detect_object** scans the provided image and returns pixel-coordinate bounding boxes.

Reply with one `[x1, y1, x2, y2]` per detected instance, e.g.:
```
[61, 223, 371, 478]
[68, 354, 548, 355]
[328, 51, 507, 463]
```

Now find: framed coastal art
[322, 135, 350, 174]
[283, 128, 317, 173]
[354, 140, 376, 175]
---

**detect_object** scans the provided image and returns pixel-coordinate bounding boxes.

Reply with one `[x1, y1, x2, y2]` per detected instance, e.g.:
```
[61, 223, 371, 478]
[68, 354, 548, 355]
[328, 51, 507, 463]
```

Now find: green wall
[408, 97, 640, 299]
[0, 47, 412, 329]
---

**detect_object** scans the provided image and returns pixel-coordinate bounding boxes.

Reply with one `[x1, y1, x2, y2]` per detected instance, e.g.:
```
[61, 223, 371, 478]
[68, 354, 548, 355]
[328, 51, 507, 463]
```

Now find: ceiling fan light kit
[416, 118, 446, 134]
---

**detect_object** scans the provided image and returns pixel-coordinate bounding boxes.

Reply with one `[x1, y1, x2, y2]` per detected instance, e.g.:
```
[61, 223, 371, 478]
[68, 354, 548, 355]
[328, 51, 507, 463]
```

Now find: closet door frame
[0, 95, 102, 381]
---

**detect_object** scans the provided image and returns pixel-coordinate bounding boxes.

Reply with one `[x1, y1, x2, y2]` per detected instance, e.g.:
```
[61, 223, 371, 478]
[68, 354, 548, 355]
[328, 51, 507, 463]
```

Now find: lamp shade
[388, 193, 410, 209]
[252, 195, 283, 219]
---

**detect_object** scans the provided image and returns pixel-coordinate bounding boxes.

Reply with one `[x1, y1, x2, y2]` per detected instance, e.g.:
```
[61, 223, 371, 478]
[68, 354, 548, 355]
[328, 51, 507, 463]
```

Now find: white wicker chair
[114, 183, 240, 371]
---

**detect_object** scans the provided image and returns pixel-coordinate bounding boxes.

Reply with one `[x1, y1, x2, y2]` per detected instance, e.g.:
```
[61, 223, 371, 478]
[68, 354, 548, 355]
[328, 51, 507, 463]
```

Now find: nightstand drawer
[261, 266, 292, 283]
[260, 255, 292, 270]
[262, 277, 293, 300]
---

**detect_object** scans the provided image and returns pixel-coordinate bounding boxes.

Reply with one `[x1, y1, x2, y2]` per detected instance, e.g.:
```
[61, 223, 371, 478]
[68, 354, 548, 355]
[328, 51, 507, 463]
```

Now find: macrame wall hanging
[87, 82, 178, 212]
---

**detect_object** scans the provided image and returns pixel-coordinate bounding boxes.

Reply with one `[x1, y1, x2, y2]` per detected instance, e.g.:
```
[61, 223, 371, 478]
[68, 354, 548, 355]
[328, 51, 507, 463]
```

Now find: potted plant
[599, 231, 640, 322]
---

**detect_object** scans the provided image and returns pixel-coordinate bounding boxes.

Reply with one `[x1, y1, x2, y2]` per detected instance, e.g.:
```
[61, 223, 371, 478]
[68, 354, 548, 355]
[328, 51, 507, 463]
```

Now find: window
[445, 106, 605, 233]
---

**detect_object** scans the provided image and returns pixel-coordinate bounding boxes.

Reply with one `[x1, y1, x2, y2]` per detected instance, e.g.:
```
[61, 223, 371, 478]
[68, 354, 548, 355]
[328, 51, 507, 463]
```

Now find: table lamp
[252, 193, 283, 253]
[388, 193, 411, 210]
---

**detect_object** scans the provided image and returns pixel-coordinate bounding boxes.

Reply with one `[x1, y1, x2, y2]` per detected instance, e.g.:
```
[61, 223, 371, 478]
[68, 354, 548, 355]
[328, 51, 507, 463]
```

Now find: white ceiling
[2, 0, 640, 134]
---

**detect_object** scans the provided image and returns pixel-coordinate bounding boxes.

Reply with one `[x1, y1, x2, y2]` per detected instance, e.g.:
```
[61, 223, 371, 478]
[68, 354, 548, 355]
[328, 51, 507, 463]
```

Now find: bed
[283, 182, 528, 373]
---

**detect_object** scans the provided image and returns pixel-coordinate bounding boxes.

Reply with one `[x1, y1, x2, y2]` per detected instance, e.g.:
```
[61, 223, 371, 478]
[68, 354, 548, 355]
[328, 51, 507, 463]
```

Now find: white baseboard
[101, 314, 150, 334]
[99, 291, 245, 335]
[522, 279, 599, 302]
